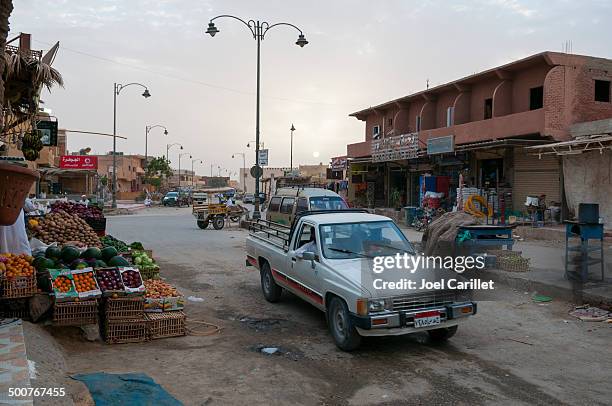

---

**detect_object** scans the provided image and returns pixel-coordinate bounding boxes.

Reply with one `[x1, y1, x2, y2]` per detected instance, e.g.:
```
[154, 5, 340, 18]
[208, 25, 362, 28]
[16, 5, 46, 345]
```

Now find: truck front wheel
[197, 219, 209, 229]
[327, 297, 362, 351]
[261, 262, 282, 302]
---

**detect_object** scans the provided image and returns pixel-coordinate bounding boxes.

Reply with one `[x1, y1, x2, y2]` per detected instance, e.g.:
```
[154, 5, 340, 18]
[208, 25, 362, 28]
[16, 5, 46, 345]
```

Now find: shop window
[530, 86, 544, 110]
[372, 125, 380, 139]
[595, 80, 610, 102]
[484, 98, 493, 119]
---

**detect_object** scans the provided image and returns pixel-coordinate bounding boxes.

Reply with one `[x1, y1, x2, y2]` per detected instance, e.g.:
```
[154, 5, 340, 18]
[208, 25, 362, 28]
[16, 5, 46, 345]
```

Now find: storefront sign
[427, 135, 454, 155]
[330, 156, 347, 171]
[36, 120, 58, 146]
[59, 155, 98, 169]
[258, 149, 269, 166]
[371, 133, 419, 162]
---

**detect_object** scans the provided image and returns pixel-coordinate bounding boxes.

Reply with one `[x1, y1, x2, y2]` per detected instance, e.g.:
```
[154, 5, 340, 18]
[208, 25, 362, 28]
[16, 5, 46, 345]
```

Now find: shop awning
[453, 138, 548, 152]
[524, 135, 612, 156]
[38, 167, 97, 176]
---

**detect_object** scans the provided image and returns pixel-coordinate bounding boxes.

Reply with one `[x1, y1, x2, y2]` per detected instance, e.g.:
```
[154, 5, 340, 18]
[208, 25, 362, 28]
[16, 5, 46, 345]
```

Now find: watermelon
[34, 257, 56, 271]
[94, 260, 108, 268]
[71, 259, 88, 270]
[101, 246, 119, 262]
[45, 246, 62, 260]
[81, 247, 102, 260]
[61, 245, 81, 263]
[107, 255, 130, 267]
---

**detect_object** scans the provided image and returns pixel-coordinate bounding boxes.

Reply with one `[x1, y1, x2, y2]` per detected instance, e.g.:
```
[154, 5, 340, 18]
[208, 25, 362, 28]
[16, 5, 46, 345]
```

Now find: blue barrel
[404, 206, 418, 224]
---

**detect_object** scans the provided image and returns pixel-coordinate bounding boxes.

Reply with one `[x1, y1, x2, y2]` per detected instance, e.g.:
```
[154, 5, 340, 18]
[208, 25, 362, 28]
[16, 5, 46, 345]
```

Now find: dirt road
[51, 208, 611, 405]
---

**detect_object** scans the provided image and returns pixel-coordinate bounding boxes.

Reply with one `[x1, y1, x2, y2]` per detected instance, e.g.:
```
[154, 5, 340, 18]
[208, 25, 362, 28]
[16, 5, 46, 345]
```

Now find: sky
[8, 0, 612, 178]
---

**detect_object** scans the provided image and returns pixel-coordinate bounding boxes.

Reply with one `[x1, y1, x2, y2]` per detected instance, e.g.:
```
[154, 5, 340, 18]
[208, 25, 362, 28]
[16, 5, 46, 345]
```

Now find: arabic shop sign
[59, 155, 98, 169]
[371, 133, 419, 162]
[330, 156, 347, 170]
[427, 135, 454, 155]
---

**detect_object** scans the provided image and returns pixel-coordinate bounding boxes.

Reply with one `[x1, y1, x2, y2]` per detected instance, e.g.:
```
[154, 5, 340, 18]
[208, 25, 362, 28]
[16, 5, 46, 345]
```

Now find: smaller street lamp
[178, 152, 192, 187]
[166, 143, 183, 162]
[232, 152, 247, 193]
[290, 124, 296, 171]
[191, 159, 203, 187]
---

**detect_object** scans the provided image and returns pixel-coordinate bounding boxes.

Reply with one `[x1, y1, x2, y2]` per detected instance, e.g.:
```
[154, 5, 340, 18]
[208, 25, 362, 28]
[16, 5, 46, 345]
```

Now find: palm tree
[0, 0, 13, 129]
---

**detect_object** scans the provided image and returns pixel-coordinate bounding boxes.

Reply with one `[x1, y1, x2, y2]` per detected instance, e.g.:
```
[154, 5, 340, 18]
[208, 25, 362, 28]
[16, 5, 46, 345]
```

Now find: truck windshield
[319, 221, 415, 259]
[309, 196, 348, 210]
[166, 192, 178, 198]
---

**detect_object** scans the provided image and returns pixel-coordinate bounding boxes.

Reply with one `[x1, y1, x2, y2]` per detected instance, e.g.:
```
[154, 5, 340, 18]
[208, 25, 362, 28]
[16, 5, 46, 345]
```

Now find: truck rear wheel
[261, 262, 282, 302]
[212, 216, 225, 230]
[427, 325, 458, 342]
[197, 219, 209, 229]
[327, 297, 362, 351]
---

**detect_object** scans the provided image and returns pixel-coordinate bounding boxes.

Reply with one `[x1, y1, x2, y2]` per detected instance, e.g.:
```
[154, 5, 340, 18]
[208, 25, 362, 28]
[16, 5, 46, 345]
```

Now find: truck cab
[246, 210, 477, 351]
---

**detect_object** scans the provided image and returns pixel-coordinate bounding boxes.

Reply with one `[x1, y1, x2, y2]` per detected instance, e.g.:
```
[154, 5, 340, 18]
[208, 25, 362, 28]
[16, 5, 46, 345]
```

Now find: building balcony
[420, 108, 545, 146]
[347, 141, 371, 158]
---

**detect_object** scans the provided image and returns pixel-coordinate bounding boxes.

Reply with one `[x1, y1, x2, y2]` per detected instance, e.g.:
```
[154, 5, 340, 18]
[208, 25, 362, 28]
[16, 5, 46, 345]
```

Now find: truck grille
[391, 290, 467, 312]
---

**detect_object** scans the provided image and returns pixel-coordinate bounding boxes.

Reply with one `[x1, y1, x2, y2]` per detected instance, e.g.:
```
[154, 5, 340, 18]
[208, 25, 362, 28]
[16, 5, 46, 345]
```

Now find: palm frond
[4, 52, 27, 78]
[33, 61, 64, 90]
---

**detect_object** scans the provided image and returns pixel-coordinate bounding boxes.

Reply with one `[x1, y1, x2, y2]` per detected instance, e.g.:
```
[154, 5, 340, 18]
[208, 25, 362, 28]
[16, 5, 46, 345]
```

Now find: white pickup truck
[246, 210, 477, 351]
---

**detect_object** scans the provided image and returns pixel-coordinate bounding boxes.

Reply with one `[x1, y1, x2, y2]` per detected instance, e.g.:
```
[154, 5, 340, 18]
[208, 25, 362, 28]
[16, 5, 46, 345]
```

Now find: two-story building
[347, 51, 612, 219]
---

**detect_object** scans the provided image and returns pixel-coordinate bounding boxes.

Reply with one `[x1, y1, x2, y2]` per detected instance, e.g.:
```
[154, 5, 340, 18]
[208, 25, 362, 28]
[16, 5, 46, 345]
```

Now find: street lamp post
[112, 82, 151, 208]
[232, 152, 246, 193]
[206, 15, 308, 219]
[290, 124, 296, 171]
[166, 143, 183, 162]
[191, 159, 202, 187]
[145, 125, 168, 166]
[178, 153, 192, 188]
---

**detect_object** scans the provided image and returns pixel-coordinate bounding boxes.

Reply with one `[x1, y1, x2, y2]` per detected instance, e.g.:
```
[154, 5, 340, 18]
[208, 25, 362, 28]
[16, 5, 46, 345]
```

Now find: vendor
[78, 194, 90, 207]
[0, 198, 32, 255]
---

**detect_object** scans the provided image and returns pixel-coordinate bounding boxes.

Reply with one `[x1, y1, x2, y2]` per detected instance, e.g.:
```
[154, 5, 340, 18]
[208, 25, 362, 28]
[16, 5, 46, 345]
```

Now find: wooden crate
[0, 273, 37, 299]
[146, 311, 186, 340]
[53, 300, 98, 326]
[139, 267, 160, 280]
[497, 255, 530, 272]
[103, 297, 144, 320]
[103, 319, 148, 344]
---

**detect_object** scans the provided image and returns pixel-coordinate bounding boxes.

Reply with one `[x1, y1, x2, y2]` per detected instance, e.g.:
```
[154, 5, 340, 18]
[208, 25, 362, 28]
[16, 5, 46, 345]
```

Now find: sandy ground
[30, 207, 612, 406]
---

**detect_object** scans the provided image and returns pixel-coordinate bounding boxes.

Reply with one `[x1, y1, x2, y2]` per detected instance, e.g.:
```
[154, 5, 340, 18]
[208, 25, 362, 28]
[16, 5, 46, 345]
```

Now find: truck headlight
[368, 299, 386, 313]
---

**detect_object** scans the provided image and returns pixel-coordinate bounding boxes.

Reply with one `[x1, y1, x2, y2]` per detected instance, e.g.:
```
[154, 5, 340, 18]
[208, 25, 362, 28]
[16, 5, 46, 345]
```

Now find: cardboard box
[49, 269, 78, 302]
[71, 267, 102, 299]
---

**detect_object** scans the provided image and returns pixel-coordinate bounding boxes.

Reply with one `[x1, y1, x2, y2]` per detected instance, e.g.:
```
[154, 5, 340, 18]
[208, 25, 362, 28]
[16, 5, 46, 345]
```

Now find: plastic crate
[145, 311, 186, 340]
[0, 273, 37, 299]
[103, 319, 148, 344]
[103, 297, 144, 320]
[53, 300, 98, 326]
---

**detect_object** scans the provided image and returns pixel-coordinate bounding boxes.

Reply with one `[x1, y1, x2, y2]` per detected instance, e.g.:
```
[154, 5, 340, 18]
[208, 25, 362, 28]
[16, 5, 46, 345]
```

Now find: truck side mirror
[302, 252, 315, 261]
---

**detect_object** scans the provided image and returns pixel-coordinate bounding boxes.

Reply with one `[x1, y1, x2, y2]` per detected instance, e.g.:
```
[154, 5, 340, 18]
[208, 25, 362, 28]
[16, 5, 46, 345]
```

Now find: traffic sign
[250, 165, 263, 178]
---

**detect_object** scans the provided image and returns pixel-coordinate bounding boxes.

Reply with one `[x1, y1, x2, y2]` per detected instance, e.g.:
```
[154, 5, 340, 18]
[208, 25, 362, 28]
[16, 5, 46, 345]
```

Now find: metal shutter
[513, 148, 561, 209]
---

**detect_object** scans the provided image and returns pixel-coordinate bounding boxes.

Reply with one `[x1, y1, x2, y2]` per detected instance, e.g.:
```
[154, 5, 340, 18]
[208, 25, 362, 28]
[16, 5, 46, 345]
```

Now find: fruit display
[101, 235, 129, 253]
[133, 251, 157, 270]
[72, 269, 101, 298]
[95, 268, 125, 294]
[121, 269, 143, 288]
[53, 275, 72, 292]
[29, 211, 102, 247]
[0, 253, 35, 279]
[50, 201, 104, 219]
[21, 130, 43, 161]
[108, 255, 130, 267]
[49, 269, 78, 301]
[143, 279, 184, 312]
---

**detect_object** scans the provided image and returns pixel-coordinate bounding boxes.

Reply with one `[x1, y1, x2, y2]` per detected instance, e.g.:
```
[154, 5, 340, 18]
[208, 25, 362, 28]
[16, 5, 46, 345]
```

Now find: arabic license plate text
[413, 311, 441, 328]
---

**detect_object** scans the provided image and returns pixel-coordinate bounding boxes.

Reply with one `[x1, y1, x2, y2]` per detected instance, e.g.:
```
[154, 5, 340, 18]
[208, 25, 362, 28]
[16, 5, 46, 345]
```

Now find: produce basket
[146, 311, 186, 340]
[497, 255, 530, 272]
[0, 163, 40, 225]
[488, 249, 522, 258]
[139, 267, 160, 280]
[103, 296, 144, 320]
[103, 318, 148, 344]
[0, 273, 37, 299]
[53, 300, 98, 326]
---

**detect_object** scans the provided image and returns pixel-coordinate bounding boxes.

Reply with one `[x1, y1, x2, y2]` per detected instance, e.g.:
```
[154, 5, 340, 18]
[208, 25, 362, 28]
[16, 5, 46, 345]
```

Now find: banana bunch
[21, 130, 43, 161]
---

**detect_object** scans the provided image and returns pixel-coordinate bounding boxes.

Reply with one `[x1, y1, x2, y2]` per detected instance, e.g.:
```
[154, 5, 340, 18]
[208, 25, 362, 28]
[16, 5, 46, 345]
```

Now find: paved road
[59, 208, 611, 405]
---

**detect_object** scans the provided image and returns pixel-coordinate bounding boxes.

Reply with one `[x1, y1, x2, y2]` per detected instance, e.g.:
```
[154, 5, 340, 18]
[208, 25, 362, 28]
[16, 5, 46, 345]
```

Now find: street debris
[187, 296, 204, 302]
[261, 347, 279, 355]
[239, 316, 286, 332]
[532, 294, 552, 303]
[506, 338, 534, 346]
[251, 344, 303, 361]
[569, 306, 610, 322]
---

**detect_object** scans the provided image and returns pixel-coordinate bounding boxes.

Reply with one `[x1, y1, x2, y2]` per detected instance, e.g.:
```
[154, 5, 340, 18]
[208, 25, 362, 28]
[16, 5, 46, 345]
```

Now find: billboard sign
[371, 133, 419, 162]
[36, 120, 58, 146]
[59, 155, 98, 170]
[427, 135, 454, 155]
[330, 156, 347, 171]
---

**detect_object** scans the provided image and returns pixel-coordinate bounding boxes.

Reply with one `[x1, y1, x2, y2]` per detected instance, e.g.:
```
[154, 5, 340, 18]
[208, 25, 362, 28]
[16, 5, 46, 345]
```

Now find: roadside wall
[563, 150, 612, 226]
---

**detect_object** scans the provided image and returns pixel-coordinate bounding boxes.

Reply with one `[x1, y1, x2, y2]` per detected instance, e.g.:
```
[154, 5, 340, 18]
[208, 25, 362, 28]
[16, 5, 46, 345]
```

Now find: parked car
[266, 187, 348, 225]
[246, 210, 477, 351]
[162, 191, 179, 206]
[243, 193, 255, 204]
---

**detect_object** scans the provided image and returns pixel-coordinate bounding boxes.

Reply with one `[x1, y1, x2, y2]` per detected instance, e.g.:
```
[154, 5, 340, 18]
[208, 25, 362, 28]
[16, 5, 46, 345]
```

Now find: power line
[33, 39, 352, 107]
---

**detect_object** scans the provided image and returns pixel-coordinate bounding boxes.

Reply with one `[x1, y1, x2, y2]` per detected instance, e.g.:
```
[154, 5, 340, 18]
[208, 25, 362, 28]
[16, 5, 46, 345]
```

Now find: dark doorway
[479, 158, 503, 188]
[484, 98, 493, 119]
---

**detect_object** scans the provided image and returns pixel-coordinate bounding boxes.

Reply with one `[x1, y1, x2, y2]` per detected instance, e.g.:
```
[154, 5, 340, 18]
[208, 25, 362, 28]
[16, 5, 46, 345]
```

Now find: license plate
[413, 310, 441, 328]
